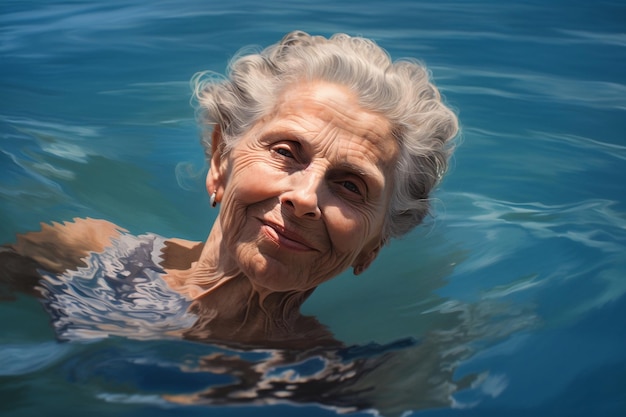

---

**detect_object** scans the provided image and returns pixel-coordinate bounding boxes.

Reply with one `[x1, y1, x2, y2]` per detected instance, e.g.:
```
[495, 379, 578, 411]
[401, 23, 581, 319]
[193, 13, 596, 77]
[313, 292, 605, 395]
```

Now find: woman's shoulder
[9, 217, 126, 273]
[2, 217, 204, 273]
[160, 238, 204, 271]
[8, 217, 205, 272]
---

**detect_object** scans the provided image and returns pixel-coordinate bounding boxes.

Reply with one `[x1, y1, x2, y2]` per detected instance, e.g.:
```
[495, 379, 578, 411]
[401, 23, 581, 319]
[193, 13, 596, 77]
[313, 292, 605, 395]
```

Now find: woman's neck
[162, 220, 313, 343]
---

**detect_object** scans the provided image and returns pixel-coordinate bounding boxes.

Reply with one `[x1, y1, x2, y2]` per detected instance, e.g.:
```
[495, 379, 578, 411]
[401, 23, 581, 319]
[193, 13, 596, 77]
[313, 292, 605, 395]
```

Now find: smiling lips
[261, 220, 318, 252]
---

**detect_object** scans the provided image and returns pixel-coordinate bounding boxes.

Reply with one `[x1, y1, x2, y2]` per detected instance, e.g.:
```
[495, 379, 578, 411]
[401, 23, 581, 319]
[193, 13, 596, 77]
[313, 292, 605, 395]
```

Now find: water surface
[1, 1, 625, 416]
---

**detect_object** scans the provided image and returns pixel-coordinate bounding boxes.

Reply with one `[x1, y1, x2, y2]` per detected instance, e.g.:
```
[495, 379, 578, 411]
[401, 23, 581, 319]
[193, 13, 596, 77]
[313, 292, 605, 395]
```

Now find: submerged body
[3, 219, 338, 348]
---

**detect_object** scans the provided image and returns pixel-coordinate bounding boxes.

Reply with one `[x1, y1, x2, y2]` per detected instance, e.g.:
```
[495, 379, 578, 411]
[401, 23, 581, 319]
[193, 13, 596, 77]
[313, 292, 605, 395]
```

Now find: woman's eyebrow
[259, 129, 303, 143]
[334, 161, 385, 186]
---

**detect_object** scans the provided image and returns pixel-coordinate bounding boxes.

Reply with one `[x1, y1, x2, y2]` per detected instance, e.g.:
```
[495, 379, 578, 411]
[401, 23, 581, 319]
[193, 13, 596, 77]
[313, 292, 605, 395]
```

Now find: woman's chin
[240, 251, 314, 293]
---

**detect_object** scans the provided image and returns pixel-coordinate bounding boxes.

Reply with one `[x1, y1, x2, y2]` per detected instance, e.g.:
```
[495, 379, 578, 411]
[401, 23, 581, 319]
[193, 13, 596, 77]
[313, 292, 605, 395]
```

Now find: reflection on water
[1, 299, 535, 417]
[110, 304, 533, 416]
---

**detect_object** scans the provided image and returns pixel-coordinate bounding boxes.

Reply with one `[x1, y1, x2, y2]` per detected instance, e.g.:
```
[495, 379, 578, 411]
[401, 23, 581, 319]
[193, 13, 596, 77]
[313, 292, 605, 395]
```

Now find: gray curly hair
[192, 30, 458, 240]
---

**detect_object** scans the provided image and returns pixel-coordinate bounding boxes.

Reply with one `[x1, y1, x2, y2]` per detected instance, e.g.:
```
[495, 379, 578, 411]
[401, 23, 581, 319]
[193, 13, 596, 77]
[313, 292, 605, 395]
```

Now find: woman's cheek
[328, 207, 381, 255]
[218, 192, 248, 242]
[232, 166, 283, 202]
[323, 209, 360, 251]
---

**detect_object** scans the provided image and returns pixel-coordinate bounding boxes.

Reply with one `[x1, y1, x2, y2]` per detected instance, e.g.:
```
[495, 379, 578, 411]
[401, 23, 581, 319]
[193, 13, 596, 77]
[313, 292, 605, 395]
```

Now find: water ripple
[443, 69, 626, 110]
[447, 193, 626, 253]
[556, 29, 626, 47]
[531, 130, 626, 161]
[0, 341, 72, 375]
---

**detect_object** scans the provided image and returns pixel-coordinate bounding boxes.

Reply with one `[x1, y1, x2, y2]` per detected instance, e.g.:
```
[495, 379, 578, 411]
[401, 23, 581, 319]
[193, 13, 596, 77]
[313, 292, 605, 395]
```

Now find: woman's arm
[1, 218, 125, 298]
[9, 218, 126, 273]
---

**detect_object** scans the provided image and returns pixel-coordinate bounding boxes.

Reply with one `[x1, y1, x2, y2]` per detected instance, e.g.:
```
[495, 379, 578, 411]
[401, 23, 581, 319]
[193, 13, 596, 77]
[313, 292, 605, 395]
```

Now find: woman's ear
[206, 125, 227, 203]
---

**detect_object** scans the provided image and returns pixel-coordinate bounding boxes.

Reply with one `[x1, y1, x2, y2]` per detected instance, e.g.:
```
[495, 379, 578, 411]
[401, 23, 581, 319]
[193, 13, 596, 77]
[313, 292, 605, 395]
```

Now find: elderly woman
[2, 31, 458, 348]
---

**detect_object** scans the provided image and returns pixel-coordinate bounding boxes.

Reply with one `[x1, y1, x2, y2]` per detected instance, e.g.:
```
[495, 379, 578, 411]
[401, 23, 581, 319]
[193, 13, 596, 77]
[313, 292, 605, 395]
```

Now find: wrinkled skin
[207, 81, 398, 293]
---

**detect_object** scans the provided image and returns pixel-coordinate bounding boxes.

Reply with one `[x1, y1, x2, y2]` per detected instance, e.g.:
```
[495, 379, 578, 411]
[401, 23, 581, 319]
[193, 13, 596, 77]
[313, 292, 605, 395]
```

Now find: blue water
[1, 0, 625, 416]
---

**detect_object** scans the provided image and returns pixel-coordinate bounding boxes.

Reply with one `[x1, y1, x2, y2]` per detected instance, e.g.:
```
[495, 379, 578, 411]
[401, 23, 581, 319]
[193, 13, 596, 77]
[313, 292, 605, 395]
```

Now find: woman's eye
[341, 181, 361, 195]
[274, 147, 294, 158]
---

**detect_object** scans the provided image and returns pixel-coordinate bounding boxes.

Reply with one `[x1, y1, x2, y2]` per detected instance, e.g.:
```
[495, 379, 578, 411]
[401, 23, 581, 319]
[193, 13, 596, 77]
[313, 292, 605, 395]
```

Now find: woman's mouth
[261, 221, 317, 252]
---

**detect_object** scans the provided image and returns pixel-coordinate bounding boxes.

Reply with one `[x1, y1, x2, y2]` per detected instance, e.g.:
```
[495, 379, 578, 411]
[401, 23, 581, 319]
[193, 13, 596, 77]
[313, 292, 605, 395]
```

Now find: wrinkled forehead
[274, 81, 398, 161]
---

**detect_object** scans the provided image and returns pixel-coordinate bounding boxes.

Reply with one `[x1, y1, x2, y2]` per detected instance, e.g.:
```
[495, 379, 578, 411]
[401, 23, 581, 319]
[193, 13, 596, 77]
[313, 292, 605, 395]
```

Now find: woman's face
[209, 81, 398, 292]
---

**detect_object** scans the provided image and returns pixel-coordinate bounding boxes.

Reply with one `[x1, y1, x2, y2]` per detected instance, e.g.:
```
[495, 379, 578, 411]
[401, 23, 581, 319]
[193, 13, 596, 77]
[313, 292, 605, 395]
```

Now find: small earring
[210, 191, 217, 208]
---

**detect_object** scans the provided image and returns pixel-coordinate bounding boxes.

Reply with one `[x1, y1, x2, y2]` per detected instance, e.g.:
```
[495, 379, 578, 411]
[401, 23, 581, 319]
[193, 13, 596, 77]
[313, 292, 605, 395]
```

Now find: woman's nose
[280, 172, 322, 219]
